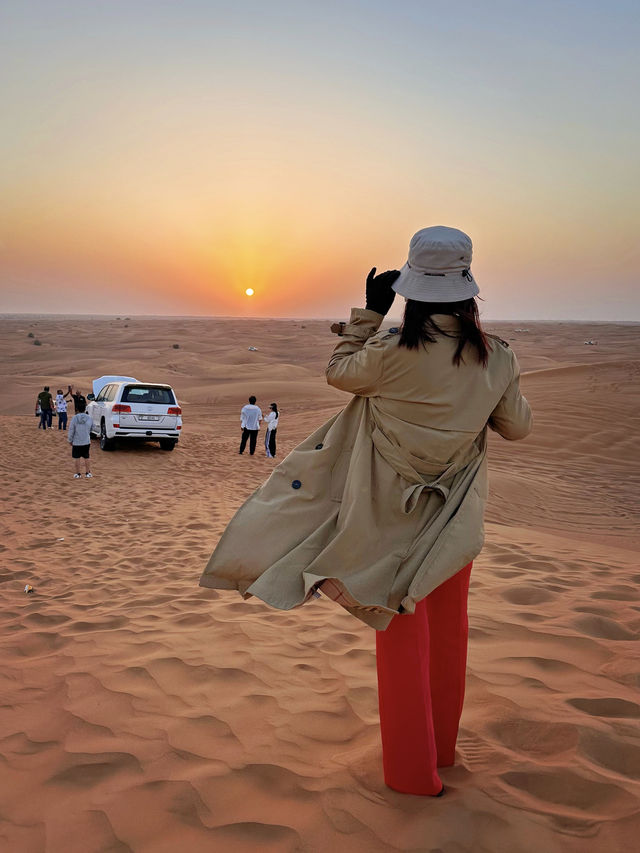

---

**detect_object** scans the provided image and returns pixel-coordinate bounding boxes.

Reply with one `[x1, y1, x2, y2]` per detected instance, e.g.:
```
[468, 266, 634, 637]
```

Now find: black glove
[365, 267, 401, 315]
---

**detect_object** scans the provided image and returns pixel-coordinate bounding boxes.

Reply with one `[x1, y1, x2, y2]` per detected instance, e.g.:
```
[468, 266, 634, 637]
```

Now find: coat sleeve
[325, 308, 386, 395]
[488, 352, 532, 440]
[68, 417, 76, 443]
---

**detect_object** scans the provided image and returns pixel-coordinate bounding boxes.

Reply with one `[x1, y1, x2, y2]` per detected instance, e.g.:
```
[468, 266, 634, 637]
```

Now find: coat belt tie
[401, 480, 449, 514]
[370, 424, 476, 514]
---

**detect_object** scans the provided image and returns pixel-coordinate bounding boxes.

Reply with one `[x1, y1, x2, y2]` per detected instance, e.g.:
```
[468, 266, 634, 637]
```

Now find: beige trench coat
[200, 308, 532, 629]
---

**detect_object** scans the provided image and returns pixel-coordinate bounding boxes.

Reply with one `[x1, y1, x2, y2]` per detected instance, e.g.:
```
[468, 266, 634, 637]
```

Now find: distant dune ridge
[0, 314, 639, 852]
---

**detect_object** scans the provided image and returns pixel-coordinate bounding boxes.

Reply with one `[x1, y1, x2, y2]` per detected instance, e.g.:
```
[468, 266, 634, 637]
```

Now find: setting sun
[245, 288, 254, 297]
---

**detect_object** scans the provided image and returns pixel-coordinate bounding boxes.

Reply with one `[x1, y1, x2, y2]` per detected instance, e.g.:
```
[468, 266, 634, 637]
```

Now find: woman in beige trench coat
[200, 226, 532, 795]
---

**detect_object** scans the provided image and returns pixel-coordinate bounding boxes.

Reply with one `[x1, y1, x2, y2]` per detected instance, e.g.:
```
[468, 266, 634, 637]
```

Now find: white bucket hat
[392, 226, 480, 303]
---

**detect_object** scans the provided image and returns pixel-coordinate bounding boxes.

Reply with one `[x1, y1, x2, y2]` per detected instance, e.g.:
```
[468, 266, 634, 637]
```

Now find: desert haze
[0, 314, 639, 852]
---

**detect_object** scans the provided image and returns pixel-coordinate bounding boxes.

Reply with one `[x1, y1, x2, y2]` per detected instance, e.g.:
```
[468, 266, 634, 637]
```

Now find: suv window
[96, 384, 112, 402]
[105, 384, 119, 402]
[121, 386, 176, 405]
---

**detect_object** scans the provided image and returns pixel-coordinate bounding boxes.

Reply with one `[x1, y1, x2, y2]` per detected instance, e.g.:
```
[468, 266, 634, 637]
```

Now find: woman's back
[327, 311, 531, 467]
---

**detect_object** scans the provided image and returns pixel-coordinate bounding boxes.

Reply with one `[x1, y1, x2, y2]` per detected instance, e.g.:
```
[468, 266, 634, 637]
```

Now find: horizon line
[2, 311, 639, 325]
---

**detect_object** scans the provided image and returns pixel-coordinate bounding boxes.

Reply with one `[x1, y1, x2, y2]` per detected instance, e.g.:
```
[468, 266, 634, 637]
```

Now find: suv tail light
[112, 404, 131, 413]
[168, 406, 182, 415]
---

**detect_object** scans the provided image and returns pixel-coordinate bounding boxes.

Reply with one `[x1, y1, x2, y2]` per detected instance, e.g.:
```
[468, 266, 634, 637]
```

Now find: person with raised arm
[201, 226, 532, 796]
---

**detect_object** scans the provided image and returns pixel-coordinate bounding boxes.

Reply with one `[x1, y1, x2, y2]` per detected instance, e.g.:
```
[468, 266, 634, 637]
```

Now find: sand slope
[1, 315, 639, 852]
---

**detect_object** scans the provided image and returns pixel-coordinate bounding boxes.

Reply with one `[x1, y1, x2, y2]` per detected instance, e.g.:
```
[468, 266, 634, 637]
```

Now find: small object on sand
[24, 584, 34, 594]
[584, 340, 597, 345]
[57, 537, 64, 541]
[248, 346, 258, 351]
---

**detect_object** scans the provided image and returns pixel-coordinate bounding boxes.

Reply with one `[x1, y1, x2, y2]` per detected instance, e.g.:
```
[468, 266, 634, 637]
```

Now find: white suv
[87, 375, 182, 451]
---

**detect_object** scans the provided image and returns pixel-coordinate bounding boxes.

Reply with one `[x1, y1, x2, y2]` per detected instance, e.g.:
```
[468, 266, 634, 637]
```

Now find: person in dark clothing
[37, 386, 54, 429]
[68, 386, 87, 412]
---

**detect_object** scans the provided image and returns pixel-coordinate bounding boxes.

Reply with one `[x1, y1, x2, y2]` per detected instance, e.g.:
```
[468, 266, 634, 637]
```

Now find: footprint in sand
[567, 697, 640, 718]
[570, 614, 637, 641]
[48, 751, 142, 788]
[500, 767, 639, 820]
[579, 729, 640, 780]
[456, 732, 500, 769]
[489, 718, 578, 757]
[591, 587, 638, 601]
[501, 585, 555, 605]
[288, 706, 365, 743]
[208, 821, 303, 848]
[514, 612, 548, 623]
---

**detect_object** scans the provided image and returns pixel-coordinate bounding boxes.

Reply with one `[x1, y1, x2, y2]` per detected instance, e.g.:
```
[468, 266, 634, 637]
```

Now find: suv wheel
[159, 439, 177, 451]
[100, 421, 115, 451]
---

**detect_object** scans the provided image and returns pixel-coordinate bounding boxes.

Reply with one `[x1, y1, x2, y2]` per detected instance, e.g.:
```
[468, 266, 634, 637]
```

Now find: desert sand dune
[0, 314, 639, 852]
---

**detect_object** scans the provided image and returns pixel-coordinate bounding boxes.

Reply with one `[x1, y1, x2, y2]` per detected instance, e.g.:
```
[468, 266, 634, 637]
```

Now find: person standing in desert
[201, 226, 532, 796]
[239, 395, 262, 456]
[68, 397, 93, 479]
[36, 385, 54, 430]
[55, 389, 68, 430]
[264, 402, 279, 458]
[67, 386, 87, 413]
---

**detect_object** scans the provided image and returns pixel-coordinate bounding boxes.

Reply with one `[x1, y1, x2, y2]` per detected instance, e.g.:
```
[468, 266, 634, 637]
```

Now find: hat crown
[408, 226, 472, 274]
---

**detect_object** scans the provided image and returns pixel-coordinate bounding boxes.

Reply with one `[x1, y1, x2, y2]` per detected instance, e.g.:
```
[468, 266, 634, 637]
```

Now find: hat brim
[392, 263, 479, 303]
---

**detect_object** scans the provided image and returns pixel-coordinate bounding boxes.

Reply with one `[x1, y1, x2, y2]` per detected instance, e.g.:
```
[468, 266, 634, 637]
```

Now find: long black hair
[398, 298, 490, 367]
[270, 402, 279, 418]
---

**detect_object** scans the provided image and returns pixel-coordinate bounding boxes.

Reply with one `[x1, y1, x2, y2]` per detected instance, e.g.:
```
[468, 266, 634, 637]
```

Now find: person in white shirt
[55, 389, 68, 431]
[239, 396, 262, 455]
[264, 402, 279, 458]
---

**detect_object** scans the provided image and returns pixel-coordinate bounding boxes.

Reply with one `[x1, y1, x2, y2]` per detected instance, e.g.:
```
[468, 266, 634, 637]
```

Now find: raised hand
[365, 268, 401, 315]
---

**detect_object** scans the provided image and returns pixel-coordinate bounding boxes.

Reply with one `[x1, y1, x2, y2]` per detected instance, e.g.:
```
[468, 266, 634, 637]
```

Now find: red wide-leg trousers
[375, 562, 472, 795]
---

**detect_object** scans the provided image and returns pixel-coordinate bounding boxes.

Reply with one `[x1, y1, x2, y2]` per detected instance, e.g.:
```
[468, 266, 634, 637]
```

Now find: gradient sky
[1, 0, 638, 320]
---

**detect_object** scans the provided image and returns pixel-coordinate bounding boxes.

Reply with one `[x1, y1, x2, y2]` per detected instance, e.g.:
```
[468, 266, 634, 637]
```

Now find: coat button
[292, 479, 302, 489]
[315, 443, 323, 450]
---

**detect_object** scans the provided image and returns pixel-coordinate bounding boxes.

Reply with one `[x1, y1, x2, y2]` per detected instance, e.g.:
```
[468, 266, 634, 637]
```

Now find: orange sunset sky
[1, 1, 638, 320]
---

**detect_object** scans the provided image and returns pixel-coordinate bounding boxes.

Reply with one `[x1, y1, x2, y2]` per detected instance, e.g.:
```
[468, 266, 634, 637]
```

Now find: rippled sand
[1, 314, 638, 852]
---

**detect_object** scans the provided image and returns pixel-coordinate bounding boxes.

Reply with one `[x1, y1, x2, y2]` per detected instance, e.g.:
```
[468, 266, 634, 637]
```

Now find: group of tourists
[35, 384, 93, 478]
[239, 396, 279, 457]
[36, 385, 86, 431]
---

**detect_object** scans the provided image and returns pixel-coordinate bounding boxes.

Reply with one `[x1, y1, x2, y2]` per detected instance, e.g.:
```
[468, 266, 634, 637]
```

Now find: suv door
[103, 384, 121, 437]
[91, 384, 112, 430]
